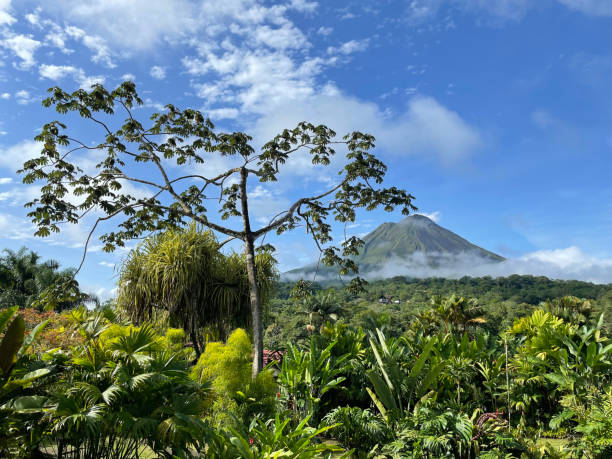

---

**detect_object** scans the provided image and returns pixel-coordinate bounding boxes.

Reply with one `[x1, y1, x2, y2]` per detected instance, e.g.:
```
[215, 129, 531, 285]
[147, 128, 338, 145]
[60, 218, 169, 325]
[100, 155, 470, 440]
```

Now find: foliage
[191, 329, 277, 427]
[0, 247, 93, 310]
[556, 388, 612, 457]
[1, 308, 211, 458]
[277, 335, 349, 423]
[365, 328, 444, 424]
[207, 413, 345, 458]
[3, 263, 612, 457]
[322, 406, 389, 452]
[118, 225, 277, 353]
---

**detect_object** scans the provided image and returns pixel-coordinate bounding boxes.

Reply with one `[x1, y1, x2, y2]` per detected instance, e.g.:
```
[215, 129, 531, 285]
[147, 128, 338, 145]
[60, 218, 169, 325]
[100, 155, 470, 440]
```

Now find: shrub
[322, 406, 389, 452]
[192, 328, 277, 426]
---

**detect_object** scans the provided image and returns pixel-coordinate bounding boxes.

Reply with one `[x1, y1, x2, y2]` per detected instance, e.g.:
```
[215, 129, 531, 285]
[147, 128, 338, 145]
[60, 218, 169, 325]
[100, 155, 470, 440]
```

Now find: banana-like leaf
[366, 370, 398, 416]
[416, 362, 445, 400]
[407, 337, 436, 384]
[0, 306, 18, 332]
[366, 387, 388, 423]
[0, 395, 49, 413]
[0, 315, 25, 376]
[18, 318, 50, 358]
[369, 338, 394, 392]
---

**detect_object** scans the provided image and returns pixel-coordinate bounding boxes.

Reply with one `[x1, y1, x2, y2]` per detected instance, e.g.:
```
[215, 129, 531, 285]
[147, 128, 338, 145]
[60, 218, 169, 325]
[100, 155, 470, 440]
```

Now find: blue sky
[1, 0, 612, 298]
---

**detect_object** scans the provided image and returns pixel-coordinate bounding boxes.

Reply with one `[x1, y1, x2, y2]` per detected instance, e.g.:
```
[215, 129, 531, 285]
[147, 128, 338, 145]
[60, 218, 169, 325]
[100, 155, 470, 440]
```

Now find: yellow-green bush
[191, 328, 277, 425]
[191, 328, 252, 394]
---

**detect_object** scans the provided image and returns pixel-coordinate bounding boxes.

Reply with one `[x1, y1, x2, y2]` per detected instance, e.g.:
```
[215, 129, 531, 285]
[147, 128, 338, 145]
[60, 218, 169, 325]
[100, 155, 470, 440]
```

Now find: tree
[20, 82, 416, 376]
[0, 247, 92, 311]
[117, 224, 276, 355]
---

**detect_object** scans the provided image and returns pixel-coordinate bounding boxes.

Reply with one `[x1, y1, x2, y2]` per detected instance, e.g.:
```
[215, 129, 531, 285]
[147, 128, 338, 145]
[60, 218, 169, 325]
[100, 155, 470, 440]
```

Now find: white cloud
[15, 90, 35, 105]
[317, 26, 333, 36]
[0, 140, 40, 176]
[292, 246, 612, 285]
[0, 184, 40, 206]
[80, 284, 117, 302]
[418, 211, 441, 222]
[0, 0, 15, 26]
[56, 0, 198, 50]
[288, 0, 318, 13]
[121, 73, 135, 81]
[327, 39, 369, 55]
[39, 64, 105, 89]
[207, 107, 240, 119]
[253, 23, 309, 50]
[0, 177, 12, 184]
[0, 212, 35, 240]
[252, 90, 481, 165]
[98, 261, 115, 268]
[406, 0, 531, 22]
[0, 92, 9, 99]
[150, 65, 166, 79]
[557, 0, 612, 16]
[64, 26, 115, 68]
[1, 34, 41, 69]
[39, 64, 79, 80]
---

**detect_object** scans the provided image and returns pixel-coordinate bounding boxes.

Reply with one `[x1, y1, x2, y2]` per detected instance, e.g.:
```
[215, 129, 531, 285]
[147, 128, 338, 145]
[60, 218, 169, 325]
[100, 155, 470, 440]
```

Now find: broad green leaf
[0, 315, 25, 375]
[0, 306, 18, 332]
[18, 318, 50, 358]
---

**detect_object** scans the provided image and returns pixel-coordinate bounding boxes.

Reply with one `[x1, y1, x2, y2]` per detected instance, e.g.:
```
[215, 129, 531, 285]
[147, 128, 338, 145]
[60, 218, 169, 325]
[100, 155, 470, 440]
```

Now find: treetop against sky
[0, 0, 611, 298]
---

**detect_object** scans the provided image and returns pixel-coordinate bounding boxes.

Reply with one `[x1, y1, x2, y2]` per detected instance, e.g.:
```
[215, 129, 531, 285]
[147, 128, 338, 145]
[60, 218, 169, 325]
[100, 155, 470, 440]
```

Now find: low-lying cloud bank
[283, 247, 612, 285]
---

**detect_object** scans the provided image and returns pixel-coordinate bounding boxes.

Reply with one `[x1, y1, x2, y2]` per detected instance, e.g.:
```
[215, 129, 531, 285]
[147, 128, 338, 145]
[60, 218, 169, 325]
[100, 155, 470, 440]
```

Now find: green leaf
[18, 318, 50, 358]
[366, 370, 398, 416]
[1, 395, 49, 413]
[0, 306, 18, 332]
[407, 337, 436, 383]
[0, 315, 25, 376]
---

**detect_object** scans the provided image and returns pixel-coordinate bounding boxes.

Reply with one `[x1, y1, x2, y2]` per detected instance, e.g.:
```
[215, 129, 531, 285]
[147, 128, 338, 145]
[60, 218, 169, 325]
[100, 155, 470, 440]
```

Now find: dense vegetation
[0, 247, 94, 311]
[266, 276, 612, 350]
[1, 241, 611, 457]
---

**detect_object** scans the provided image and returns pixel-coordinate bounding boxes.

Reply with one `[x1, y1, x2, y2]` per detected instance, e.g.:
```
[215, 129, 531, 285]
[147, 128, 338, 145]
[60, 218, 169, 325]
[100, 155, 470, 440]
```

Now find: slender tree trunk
[240, 167, 264, 377]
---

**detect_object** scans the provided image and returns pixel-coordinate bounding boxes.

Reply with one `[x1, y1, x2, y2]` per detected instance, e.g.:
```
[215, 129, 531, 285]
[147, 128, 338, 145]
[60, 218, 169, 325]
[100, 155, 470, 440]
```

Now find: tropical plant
[541, 296, 593, 327]
[322, 406, 389, 453]
[22, 81, 416, 375]
[191, 328, 277, 426]
[118, 225, 277, 354]
[429, 294, 487, 335]
[3, 309, 211, 458]
[0, 306, 51, 399]
[207, 413, 345, 458]
[278, 335, 349, 423]
[0, 247, 92, 310]
[365, 329, 444, 424]
[0, 306, 55, 456]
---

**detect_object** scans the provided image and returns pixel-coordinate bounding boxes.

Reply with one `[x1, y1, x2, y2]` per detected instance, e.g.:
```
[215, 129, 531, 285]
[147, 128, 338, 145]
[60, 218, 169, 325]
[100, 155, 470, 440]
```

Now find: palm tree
[0, 247, 93, 310]
[430, 295, 486, 335]
[117, 224, 277, 355]
[301, 290, 342, 333]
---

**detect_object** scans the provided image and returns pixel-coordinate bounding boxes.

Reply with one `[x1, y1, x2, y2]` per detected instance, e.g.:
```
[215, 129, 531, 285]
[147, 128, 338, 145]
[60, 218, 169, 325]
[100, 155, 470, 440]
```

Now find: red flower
[249, 438, 254, 445]
[277, 392, 280, 398]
